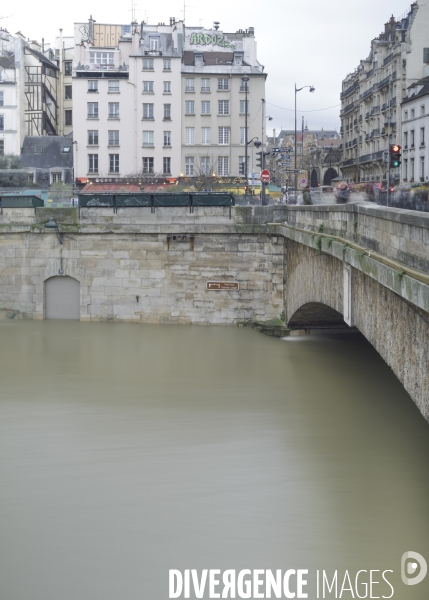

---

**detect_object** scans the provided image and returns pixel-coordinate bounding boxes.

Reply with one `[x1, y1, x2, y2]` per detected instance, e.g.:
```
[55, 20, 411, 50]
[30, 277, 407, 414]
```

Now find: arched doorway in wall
[45, 276, 80, 320]
[311, 169, 319, 188]
[323, 168, 338, 186]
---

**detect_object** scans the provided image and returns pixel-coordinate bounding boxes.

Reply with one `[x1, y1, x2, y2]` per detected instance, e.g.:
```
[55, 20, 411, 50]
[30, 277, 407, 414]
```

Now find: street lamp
[295, 84, 315, 191]
[241, 75, 250, 192]
[44, 218, 63, 244]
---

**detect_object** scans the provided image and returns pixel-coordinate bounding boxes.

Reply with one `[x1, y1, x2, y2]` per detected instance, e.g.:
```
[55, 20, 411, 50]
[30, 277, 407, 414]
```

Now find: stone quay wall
[0, 207, 284, 324]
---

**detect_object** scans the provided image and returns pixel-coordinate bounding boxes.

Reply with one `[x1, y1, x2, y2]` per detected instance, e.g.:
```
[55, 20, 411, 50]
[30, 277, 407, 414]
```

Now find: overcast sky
[3, 0, 415, 135]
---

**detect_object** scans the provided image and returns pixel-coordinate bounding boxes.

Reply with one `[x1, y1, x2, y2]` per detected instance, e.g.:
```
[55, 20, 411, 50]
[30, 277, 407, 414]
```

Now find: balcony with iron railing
[340, 80, 359, 100]
[342, 158, 356, 167]
[75, 63, 129, 74]
[371, 129, 380, 138]
[371, 106, 380, 115]
[342, 101, 355, 115]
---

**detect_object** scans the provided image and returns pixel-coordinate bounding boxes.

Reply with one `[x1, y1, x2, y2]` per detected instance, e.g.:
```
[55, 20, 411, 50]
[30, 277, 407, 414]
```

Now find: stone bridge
[0, 202, 427, 420]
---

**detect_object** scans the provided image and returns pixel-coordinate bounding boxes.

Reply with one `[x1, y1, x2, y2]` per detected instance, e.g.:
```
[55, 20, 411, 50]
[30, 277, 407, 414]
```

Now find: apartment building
[72, 18, 182, 180]
[0, 28, 59, 156]
[180, 26, 266, 178]
[55, 32, 74, 136]
[339, 2, 429, 185]
[401, 77, 429, 184]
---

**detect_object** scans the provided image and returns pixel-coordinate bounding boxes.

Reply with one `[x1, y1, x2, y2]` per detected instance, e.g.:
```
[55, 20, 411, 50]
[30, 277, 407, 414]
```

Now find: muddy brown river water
[0, 321, 428, 599]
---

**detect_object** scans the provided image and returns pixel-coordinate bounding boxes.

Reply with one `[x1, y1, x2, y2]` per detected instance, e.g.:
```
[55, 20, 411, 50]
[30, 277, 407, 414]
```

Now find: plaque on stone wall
[206, 281, 239, 291]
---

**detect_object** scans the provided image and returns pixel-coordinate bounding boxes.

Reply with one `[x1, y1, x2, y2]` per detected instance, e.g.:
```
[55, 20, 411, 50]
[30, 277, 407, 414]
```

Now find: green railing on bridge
[78, 192, 235, 217]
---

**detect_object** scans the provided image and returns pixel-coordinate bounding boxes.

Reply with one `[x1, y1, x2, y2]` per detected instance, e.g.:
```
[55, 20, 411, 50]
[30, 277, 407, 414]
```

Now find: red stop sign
[261, 169, 270, 183]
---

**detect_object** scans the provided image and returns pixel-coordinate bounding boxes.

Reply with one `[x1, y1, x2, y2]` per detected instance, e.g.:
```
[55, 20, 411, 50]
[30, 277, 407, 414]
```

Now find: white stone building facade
[401, 78, 429, 183]
[180, 27, 266, 179]
[340, 2, 429, 185]
[72, 19, 182, 180]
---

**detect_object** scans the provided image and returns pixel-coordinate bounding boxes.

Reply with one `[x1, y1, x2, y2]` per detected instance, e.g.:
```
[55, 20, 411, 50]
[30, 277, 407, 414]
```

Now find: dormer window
[149, 37, 160, 51]
[195, 54, 204, 67]
[234, 53, 243, 66]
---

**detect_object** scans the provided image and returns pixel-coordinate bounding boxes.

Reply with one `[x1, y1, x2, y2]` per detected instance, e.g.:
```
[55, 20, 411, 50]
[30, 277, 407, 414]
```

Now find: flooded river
[0, 321, 428, 599]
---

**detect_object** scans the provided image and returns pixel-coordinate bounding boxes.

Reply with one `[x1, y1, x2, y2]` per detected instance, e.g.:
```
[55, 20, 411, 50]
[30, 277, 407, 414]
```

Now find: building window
[109, 154, 119, 173]
[411, 130, 415, 147]
[185, 127, 195, 145]
[185, 78, 195, 92]
[201, 127, 211, 145]
[163, 81, 171, 93]
[404, 131, 408, 148]
[239, 156, 247, 175]
[88, 130, 98, 145]
[0, 140, 4, 155]
[217, 156, 229, 175]
[163, 59, 171, 71]
[218, 100, 229, 115]
[201, 101, 210, 115]
[143, 131, 154, 146]
[65, 110, 72, 126]
[109, 80, 119, 92]
[411, 109, 415, 118]
[239, 80, 248, 91]
[195, 54, 204, 67]
[163, 131, 171, 146]
[410, 157, 415, 180]
[108, 102, 119, 118]
[163, 157, 171, 174]
[143, 58, 154, 70]
[90, 52, 114, 65]
[239, 100, 248, 114]
[200, 156, 210, 175]
[185, 156, 194, 176]
[240, 127, 248, 144]
[421, 156, 425, 179]
[88, 154, 98, 173]
[421, 127, 425, 146]
[422, 105, 426, 115]
[143, 81, 154, 93]
[142, 157, 154, 173]
[108, 130, 119, 146]
[52, 172, 62, 183]
[149, 37, 159, 50]
[64, 61, 72, 76]
[87, 103, 98, 118]
[234, 54, 243, 66]
[201, 78, 210, 92]
[218, 78, 229, 91]
[0, 91, 3, 107]
[218, 127, 230, 145]
[185, 100, 195, 115]
[65, 85, 72, 99]
[164, 104, 171, 119]
[143, 103, 154, 119]
[404, 110, 408, 121]
[88, 80, 98, 92]
[404, 158, 408, 179]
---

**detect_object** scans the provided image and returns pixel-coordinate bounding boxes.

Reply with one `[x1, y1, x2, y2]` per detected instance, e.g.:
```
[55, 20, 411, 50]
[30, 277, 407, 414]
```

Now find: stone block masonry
[0, 209, 284, 324]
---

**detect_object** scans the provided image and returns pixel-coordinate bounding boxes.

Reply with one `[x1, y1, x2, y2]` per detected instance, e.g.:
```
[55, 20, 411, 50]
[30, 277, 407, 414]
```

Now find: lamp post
[44, 218, 63, 244]
[295, 84, 315, 192]
[242, 75, 250, 192]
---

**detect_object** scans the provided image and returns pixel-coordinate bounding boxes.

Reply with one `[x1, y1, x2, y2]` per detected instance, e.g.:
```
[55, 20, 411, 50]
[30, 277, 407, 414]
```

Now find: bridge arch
[288, 302, 346, 330]
[44, 276, 80, 320]
[285, 238, 429, 420]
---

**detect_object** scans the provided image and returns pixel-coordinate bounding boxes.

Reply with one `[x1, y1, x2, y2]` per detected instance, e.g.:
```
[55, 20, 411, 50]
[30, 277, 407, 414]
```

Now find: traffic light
[390, 144, 402, 168]
[256, 151, 263, 169]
